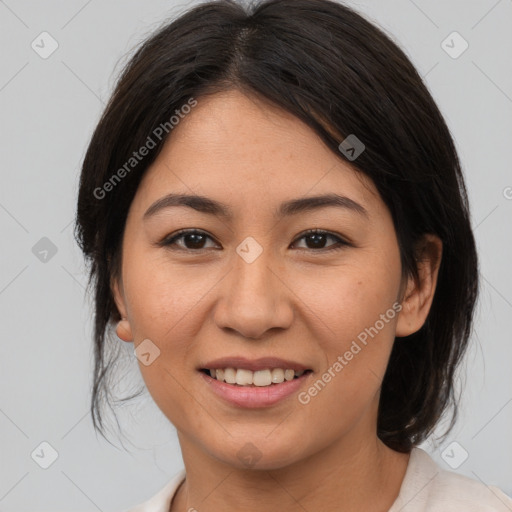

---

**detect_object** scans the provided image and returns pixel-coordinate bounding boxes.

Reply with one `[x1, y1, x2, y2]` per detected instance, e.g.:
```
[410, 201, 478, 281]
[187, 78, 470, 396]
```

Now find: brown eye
[292, 229, 349, 252]
[160, 229, 218, 251]
[159, 228, 349, 253]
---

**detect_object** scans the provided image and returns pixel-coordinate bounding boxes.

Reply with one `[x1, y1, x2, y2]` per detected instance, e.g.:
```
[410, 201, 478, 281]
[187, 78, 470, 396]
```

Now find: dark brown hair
[74, 0, 479, 452]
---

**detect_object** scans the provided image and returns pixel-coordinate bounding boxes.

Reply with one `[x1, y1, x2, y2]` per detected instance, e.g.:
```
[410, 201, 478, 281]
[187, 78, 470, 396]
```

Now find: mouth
[198, 364, 314, 408]
[199, 367, 313, 387]
[197, 356, 314, 407]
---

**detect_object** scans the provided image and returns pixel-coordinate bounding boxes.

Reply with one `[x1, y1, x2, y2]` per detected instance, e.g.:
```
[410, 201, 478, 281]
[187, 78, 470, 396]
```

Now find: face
[112, 89, 433, 470]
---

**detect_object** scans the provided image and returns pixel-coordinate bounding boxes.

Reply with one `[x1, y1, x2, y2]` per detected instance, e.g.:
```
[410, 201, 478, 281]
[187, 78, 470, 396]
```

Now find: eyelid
[288, 229, 351, 254]
[159, 228, 351, 252]
[158, 228, 219, 249]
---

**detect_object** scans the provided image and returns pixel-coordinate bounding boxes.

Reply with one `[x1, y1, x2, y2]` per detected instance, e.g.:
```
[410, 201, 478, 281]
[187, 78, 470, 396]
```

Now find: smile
[201, 367, 312, 386]
[199, 368, 313, 408]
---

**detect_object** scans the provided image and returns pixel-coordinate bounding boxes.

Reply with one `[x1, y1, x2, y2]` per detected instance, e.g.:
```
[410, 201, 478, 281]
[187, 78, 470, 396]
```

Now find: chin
[205, 433, 309, 471]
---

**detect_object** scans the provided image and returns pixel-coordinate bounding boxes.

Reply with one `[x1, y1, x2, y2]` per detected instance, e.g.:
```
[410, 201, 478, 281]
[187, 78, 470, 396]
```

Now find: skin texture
[112, 89, 442, 512]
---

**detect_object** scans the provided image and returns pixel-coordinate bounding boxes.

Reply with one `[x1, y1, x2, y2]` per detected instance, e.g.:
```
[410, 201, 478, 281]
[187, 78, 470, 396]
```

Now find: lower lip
[199, 371, 312, 408]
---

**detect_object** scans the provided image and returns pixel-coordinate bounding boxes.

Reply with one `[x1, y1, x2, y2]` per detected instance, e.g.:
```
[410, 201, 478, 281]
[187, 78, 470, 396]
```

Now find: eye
[158, 228, 350, 252]
[292, 229, 349, 252]
[159, 229, 218, 251]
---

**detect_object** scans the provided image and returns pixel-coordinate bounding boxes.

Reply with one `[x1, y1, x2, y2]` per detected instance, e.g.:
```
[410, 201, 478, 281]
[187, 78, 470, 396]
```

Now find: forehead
[133, 89, 380, 216]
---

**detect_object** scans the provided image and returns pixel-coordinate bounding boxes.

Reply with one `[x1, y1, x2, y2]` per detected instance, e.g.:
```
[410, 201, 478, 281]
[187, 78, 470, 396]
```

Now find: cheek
[122, 246, 209, 339]
[303, 249, 402, 395]
[303, 254, 401, 344]
[123, 260, 199, 418]
[297, 282, 400, 436]
[120, 250, 224, 409]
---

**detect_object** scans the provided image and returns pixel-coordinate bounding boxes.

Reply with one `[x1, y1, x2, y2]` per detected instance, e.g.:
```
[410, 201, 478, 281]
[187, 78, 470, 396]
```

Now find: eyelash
[159, 228, 351, 253]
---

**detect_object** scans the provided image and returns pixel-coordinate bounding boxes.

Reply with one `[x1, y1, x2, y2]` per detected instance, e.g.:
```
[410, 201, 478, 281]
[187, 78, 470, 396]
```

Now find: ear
[111, 275, 133, 342]
[395, 234, 443, 337]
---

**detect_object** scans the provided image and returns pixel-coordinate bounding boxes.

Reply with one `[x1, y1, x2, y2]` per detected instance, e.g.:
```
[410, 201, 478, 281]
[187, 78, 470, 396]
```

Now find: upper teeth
[208, 368, 306, 386]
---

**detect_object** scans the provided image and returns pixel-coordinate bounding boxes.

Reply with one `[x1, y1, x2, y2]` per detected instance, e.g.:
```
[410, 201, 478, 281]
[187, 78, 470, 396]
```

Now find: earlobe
[115, 318, 133, 342]
[395, 234, 443, 338]
[111, 276, 133, 342]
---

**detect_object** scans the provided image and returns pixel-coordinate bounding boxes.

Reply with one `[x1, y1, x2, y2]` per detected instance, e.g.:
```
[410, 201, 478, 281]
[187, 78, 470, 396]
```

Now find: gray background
[1, 0, 511, 510]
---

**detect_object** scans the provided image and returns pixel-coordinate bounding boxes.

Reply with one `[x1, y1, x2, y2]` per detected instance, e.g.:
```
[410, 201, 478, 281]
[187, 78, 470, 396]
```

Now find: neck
[171, 427, 410, 512]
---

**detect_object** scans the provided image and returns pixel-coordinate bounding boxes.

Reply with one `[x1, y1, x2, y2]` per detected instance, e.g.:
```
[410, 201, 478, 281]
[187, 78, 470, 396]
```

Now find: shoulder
[122, 469, 186, 512]
[389, 447, 512, 512]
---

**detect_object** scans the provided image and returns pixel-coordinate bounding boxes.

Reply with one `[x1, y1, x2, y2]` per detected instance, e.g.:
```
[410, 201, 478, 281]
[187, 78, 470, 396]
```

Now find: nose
[213, 245, 294, 340]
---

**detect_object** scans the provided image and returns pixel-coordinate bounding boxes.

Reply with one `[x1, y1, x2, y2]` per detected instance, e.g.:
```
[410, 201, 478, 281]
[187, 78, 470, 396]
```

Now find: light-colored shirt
[124, 447, 512, 511]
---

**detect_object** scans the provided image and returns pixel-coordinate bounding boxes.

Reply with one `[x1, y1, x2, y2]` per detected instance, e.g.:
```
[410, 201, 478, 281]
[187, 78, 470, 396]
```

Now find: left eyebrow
[278, 193, 369, 218]
[143, 192, 369, 221]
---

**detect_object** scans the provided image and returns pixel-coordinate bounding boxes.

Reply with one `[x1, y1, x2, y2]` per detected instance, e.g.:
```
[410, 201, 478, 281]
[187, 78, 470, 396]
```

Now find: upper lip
[200, 356, 311, 372]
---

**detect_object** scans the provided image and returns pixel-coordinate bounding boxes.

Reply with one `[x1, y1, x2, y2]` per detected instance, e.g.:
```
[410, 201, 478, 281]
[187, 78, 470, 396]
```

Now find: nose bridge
[235, 239, 274, 299]
[214, 237, 292, 338]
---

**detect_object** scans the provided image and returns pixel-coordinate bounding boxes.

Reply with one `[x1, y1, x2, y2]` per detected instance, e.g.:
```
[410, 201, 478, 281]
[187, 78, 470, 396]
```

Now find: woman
[74, 0, 512, 510]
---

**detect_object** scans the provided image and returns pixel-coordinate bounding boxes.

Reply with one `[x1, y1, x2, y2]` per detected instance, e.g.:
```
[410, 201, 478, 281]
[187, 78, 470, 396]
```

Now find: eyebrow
[143, 192, 369, 220]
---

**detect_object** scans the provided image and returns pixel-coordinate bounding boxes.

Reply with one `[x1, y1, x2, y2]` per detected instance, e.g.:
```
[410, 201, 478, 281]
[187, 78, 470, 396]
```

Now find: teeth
[271, 368, 284, 383]
[224, 368, 236, 384]
[206, 367, 308, 386]
[235, 369, 253, 386]
[253, 370, 272, 386]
